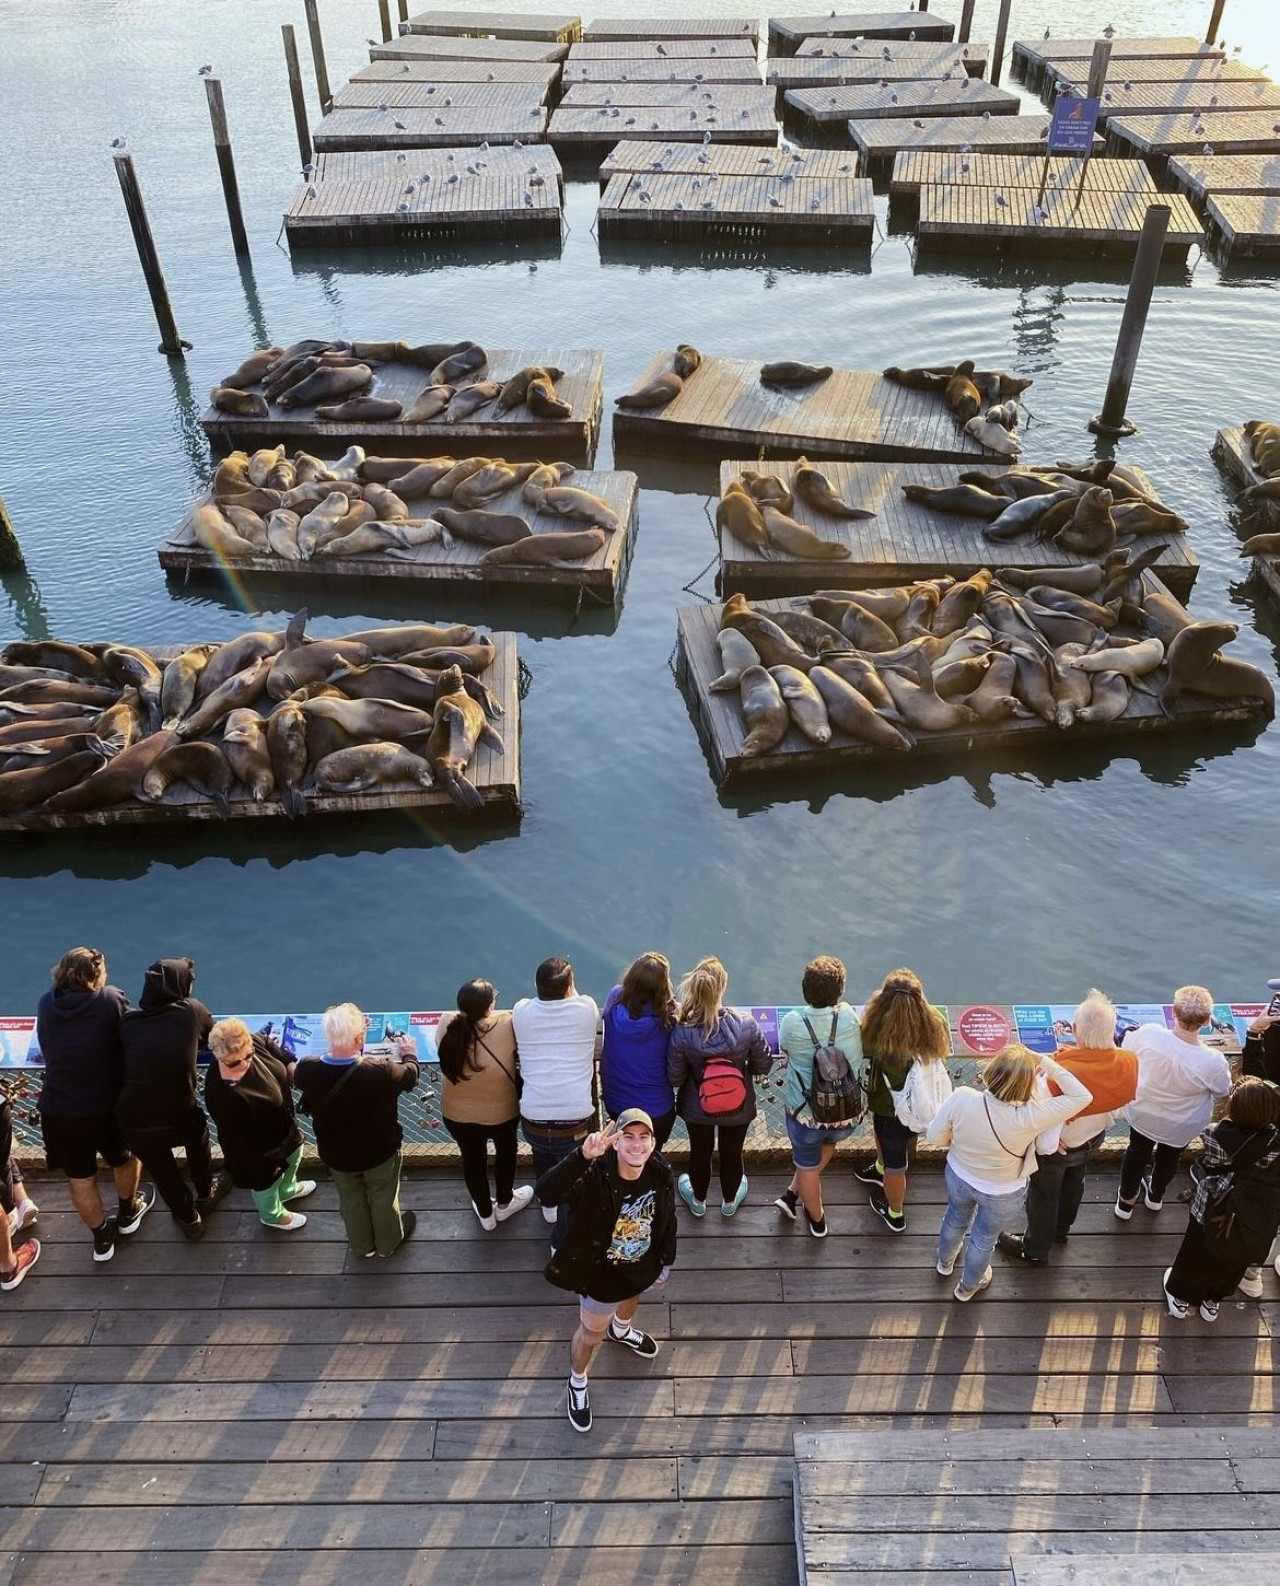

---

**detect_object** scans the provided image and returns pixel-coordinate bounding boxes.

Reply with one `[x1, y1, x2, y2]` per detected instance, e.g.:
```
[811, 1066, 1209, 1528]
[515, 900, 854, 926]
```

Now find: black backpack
[799, 1013, 864, 1126]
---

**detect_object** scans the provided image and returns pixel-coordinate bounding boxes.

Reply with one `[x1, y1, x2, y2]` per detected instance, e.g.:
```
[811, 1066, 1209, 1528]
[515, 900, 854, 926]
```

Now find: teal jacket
[778, 1003, 863, 1124]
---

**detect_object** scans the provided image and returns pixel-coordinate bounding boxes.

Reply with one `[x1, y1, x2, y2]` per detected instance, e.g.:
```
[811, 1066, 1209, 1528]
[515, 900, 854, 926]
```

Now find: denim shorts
[872, 1109, 914, 1173]
[786, 1113, 853, 1168]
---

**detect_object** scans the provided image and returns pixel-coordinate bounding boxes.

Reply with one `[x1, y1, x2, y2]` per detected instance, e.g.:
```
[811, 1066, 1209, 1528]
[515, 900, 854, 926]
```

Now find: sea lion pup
[901, 483, 1007, 520]
[741, 471, 794, 514]
[1, 641, 105, 681]
[428, 342, 487, 387]
[716, 480, 770, 552]
[965, 415, 1021, 457]
[279, 363, 374, 410]
[933, 571, 994, 637]
[211, 386, 269, 418]
[436, 507, 532, 549]
[192, 503, 263, 561]
[526, 373, 572, 420]
[809, 667, 914, 751]
[42, 730, 181, 814]
[1241, 532, 1280, 558]
[1162, 621, 1275, 713]
[673, 344, 702, 379]
[403, 384, 455, 423]
[267, 700, 309, 818]
[541, 486, 621, 531]
[142, 742, 233, 815]
[266, 638, 372, 701]
[221, 709, 275, 801]
[312, 742, 435, 796]
[1074, 670, 1130, 725]
[738, 665, 790, 758]
[793, 458, 874, 520]
[1052, 486, 1116, 557]
[479, 529, 607, 569]
[453, 462, 539, 510]
[522, 461, 575, 508]
[315, 396, 404, 422]
[1062, 635, 1165, 679]
[247, 446, 286, 488]
[882, 651, 979, 733]
[344, 623, 476, 658]
[759, 361, 832, 388]
[159, 644, 220, 729]
[975, 369, 1033, 398]
[0, 749, 109, 815]
[221, 347, 284, 389]
[768, 665, 832, 745]
[426, 666, 502, 812]
[447, 381, 503, 422]
[615, 370, 684, 409]
[721, 592, 823, 672]
[761, 506, 851, 561]
[770, 610, 851, 655]
[808, 596, 898, 653]
[497, 365, 564, 410]
[709, 629, 761, 692]
[963, 653, 1030, 723]
[429, 457, 492, 498]
[943, 361, 981, 423]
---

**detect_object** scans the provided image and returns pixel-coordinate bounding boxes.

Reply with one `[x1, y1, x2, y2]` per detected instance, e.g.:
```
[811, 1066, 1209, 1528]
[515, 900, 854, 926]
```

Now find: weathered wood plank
[599, 171, 874, 243]
[1206, 191, 1280, 255]
[1012, 1558, 1280, 1586]
[404, 10, 581, 44]
[569, 40, 758, 60]
[1091, 78, 1280, 123]
[370, 36, 569, 64]
[1049, 57, 1263, 92]
[770, 47, 987, 89]
[852, 113, 1080, 169]
[600, 141, 856, 184]
[1167, 152, 1280, 200]
[793, 1428, 1280, 1462]
[769, 15, 956, 55]
[351, 59, 561, 85]
[1108, 110, 1280, 159]
[549, 103, 777, 148]
[332, 80, 550, 110]
[549, 1496, 793, 1547]
[563, 58, 762, 84]
[559, 82, 774, 109]
[678, 1373, 1176, 1418]
[311, 103, 550, 152]
[788, 79, 1021, 127]
[916, 184, 1203, 257]
[1214, 422, 1280, 529]
[891, 151, 1161, 200]
[583, 19, 760, 44]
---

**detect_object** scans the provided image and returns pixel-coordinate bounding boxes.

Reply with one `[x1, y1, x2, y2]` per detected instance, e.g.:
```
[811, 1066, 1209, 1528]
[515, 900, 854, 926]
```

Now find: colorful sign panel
[1048, 94, 1100, 154]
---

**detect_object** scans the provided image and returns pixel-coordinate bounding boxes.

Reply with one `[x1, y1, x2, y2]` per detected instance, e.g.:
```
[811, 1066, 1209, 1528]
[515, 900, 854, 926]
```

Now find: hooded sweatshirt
[116, 959, 214, 1141]
[36, 982, 131, 1116]
[600, 984, 676, 1121]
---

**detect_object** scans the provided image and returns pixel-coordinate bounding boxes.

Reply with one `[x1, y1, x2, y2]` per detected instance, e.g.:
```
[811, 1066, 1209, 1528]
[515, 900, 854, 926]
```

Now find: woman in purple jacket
[667, 957, 773, 1218]
[600, 953, 677, 1148]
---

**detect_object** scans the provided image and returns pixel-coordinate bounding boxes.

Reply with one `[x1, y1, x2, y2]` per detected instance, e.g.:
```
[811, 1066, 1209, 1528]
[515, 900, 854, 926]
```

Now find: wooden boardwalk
[1049, 57, 1266, 93]
[1091, 79, 1280, 123]
[370, 35, 570, 65]
[786, 78, 1020, 129]
[559, 83, 775, 111]
[159, 470, 638, 602]
[285, 173, 562, 246]
[769, 13, 955, 54]
[582, 18, 760, 44]
[351, 60, 563, 86]
[331, 81, 552, 111]
[0, 635, 520, 833]
[850, 114, 1070, 172]
[403, 9, 581, 43]
[301, 146, 563, 194]
[1168, 152, 1280, 200]
[600, 141, 857, 185]
[312, 104, 549, 152]
[612, 353, 1000, 464]
[1205, 192, 1280, 255]
[916, 184, 1204, 259]
[675, 587, 1265, 786]
[549, 104, 777, 150]
[714, 458, 1198, 598]
[6, 1169, 1271, 1584]
[562, 59, 763, 85]
[1012, 37, 1225, 94]
[1108, 110, 1280, 160]
[201, 346, 604, 464]
[891, 151, 1161, 204]
[768, 47, 987, 90]
[598, 171, 874, 243]
[568, 39, 758, 60]
[1215, 423, 1280, 529]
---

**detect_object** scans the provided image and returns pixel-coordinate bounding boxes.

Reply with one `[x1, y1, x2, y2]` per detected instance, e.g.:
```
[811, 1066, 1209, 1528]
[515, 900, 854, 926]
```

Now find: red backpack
[697, 1054, 749, 1115]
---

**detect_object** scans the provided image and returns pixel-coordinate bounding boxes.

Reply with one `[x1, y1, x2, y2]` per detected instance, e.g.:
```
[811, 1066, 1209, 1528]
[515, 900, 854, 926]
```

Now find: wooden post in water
[0, 497, 24, 573]
[204, 78, 250, 255]
[917, 0, 928, 11]
[1205, 0, 1227, 45]
[1085, 37, 1112, 99]
[282, 25, 313, 169]
[957, 0, 976, 45]
[304, 0, 332, 114]
[378, 0, 392, 43]
[989, 0, 1012, 85]
[1089, 204, 1170, 438]
[112, 151, 189, 356]
[396, 0, 409, 21]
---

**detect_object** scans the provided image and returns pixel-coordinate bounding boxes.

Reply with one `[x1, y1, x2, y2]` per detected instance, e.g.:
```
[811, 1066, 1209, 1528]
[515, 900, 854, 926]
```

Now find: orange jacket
[1049, 1045, 1139, 1117]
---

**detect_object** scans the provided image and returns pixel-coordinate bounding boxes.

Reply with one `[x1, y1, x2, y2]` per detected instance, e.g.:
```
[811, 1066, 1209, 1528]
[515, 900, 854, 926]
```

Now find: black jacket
[203, 1034, 302, 1192]
[294, 1054, 419, 1173]
[538, 1146, 677, 1302]
[117, 959, 214, 1145]
[36, 984, 131, 1117]
[1242, 1025, 1280, 1087]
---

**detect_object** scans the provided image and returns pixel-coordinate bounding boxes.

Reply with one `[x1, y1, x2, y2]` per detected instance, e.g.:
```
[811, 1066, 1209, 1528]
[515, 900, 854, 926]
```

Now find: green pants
[252, 1146, 306, 1227]
[330, 1151, 404, 1257]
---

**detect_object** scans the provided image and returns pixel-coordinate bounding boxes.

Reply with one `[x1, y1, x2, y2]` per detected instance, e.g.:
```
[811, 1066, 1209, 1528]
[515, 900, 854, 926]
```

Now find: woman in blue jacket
[600, 953, 677, 1147]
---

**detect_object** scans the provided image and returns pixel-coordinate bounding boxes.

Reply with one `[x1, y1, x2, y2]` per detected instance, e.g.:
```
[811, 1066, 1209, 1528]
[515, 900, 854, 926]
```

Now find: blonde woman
[667, 958, 772, 1217]
[858, 968, 950, 1235]
[926, 1044, 1092, 1301]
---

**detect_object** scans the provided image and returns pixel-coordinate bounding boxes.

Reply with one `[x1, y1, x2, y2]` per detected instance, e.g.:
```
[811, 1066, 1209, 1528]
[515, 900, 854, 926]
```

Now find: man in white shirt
[1115, 984, 1232, 1219]
[512, 958, 600, 1247]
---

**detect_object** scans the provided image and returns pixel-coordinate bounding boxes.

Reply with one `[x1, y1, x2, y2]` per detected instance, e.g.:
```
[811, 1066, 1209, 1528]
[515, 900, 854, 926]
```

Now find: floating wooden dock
[1047, 56, 1267, 94]
[561, 59, 763, 85]
[786, 78, 1021, 130]
[613, 354, 1004, 464]
[159, 469, 637, 603]
[558, 82, 774, 110]
[769, 14, 955, 54]
[201, 346, 604, 464]
[568, 39, 758, 60]
[403, 9, 581, 43]
[599, 139, 857, 186]
[1012, 37, 1225, 93]
[549, 104, 777, 150]
[331, 81, 552, 111]
[312, 104, 549, 152]
[0, 636, 521, 832]
[582, 18, 760, 44]
[370, 36, 570, 64]
[598, 171, 874, 243]
[768, 47, 987, 90]
[1205, 192, 1280, 255]
[1167, 152, 1280, 200]
[1090, 80, 1280, 123]
[916, 184, 1204, 259]
[714, 458, 1198, 598]
[1107, 110, 1280, 161]
[351, 59, 562, 87]
[850, 114, 1070, 172]
[1215, 423, 1280, 530]
[675, 584, 1263, 787]
[284, 146, 565, 247]
[891, 151, 1162, 205]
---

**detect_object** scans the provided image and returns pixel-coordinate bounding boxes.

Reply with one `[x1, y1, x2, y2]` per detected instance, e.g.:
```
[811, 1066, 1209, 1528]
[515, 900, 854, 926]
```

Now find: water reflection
[287, 238, 564, 282]
[912, 254, 1196, 290]
[0, 570, 52, 642]
[598, 236, 873, 277]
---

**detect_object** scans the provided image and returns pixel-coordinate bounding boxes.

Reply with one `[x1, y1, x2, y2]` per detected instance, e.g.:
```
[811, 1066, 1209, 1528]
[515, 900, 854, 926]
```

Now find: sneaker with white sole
[804, 1208, 827, 1239]
[10, 1199, 38, 1234]
[0, 1239, 40, 1291]
[1114, 1193, 1136, 1221]
[1238, 1267, 1265, 1299]
[936, 1251, 957, 1277]
[540, 1203, 558, 1225]
[1199, 1298, 1220, 1323]
[472, 1202, 498, 1232]
[868, 1185, 906, 1235]
[678, 1174, 707, 1218]
[567, 1378, 591, 1434]
[495, 1186, 534, 1222]
[263, 1211, 307, 1232]
[720, 1176, 749, 1217]
[92, 1217, 118, 1263]
[1163, 1267, 1189, 1319]
[773, 1189, 799, 1222]
[1141, 1175, 1163, 1212]
[117, 1184, 156, 1236]
[954, 1267, 993, 1303]
[286, 1180, 317, 1203]
[608, 1322, 660, 1359]
[853, 1161, 884, 1187]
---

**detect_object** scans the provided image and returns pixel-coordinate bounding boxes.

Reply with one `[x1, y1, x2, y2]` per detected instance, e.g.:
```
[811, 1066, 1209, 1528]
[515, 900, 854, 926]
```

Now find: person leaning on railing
[599, 953, 678, 1148]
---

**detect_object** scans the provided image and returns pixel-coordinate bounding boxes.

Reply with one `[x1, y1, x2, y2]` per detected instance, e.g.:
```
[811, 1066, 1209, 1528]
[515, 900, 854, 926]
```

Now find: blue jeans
[937, 1160, 1027, 1292]
[523, 1120, 589, 1247]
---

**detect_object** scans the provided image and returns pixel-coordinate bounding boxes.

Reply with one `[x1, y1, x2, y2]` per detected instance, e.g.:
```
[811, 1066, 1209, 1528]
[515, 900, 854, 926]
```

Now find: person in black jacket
[117, 958, 226, 1240]
[205, 1019, 314, 1232]
[537, 1108, 677, 1434]
[1242, 1014, 1280, 1086]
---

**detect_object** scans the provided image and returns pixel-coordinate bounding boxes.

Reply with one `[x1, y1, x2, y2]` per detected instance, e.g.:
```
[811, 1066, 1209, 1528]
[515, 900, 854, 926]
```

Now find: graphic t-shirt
[606, 1187, 656, 1266]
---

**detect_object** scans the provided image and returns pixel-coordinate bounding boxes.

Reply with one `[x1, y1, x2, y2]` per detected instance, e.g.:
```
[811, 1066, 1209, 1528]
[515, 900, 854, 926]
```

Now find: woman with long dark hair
[438, 979, 533, 1230]
[600, 953, 677, 1147]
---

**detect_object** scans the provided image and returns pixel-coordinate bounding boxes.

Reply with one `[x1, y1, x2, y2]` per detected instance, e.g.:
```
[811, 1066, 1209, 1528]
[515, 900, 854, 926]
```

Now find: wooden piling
[204, 78, 250, 255]
[990, 0, 1013, 85]
[1089, 203, 1170, 437]
[282, 25, 313, 169]
[1085, 37, 1113, 99]
[112, 151, 189, 357]
[1205, 0, 1227, 45]
[0, 496, 24, 573]
[397, 0, 409, 20]
[304, 0, 332, 114]
[378, 0, 392, 44]
[958, 0, 976, 45]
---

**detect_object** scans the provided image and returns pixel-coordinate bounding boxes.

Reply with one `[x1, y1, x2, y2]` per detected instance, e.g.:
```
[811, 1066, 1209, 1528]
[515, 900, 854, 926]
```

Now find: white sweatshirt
[511, 993, 599, 1123]
[926, 1057, 1093, 1195]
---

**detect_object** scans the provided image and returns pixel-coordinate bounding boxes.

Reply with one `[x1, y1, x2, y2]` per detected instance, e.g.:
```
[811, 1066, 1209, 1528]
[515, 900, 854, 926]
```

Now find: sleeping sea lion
[1004, 645, 1058, 723]
[793, 458, 873, 520]
[278, 364, 373, 410]
[883, 365, 951, 392]
[453, 463, 539, 510]
[769, 666, 831, 745]
[437, 507, 532, 548]
[943, 362, 981, 422]
[898, 583, 942, 641]
[1112, 501, 1188, 537]
[1245, 419, 1280, 475]
[400, 340, 475, 370]
[316, 522, 440, 558]
[159, 645, 220, 729]
[809, 667, 913, 752]
[759, 361, 832, 388]
[770, 611, 850, 655]
[403, 385, 454, 423]
[344, 623, 476, 657]
[347, 340, 410, 363]
[1074, 670, 1130, 724]
[761, 506, 851, 561]
[315, 397, 403, 422]
[428, 343, 487, 387]
[42, 731, 180, 813]
[0, 732, 111, 774]
[221, 710, 274, 802]
[963, 654, 1029, 723]
[312, 742, 435, 796]
[673, 344, 702, 379]
[211, 386, 269, 418]
[0, 748, 109, 815]
[808, 597, 898, 653]
[882, 651, 978, 733]
[360, 483, 411, 519]
[1050, 644, 1093, 727]
[901, 483, 1006, 520]
[247, 447, 285, 488]
[425, 667, 502, 812]
[429, 458, 491, 498]
[541, 487, 621, 531]
[1026, 587, 1119, 628]
[1241, 532, 1280, 558]
[997, 564, 1106, 596]
[740, 472, 794, 514]
[378, 462, 456, 498]
[447, 381, 503, 422]
[221, 347, 284, 390]
[267, 639, 372, 700]
[300, 694, 435, 743]
[0, 677, 118, 710]
[616, 371, 684, 410]
[142, 742, 233, 814]
[1242, 480, 1280, 504]
[191, 503, 263, 560]
[522, 462, 575, 508]
[212, 452, 253, 497]
[965, 415, 1021, 457]
[738, 666, 790, 758]
[721, 594, 821, 671]
[932, 656, 991, 698]
[1063, 636, 1164, 679]
[0, 642, 105, 681]
[709, 630, 760, 692]
[525, 374, 571, 420]
[178, 655, 276, 739]
[479, 529, 606, 568]
[265, 509, 304, 561]
[810, 586, 913, 623]
[197, 622, 298, 701]
[821, 653, 898, 715]
[328, 660, 500, 719]
[497, 365, 564, 410]
[716, 482, 769, 552]
[267, 701, 309, 818]
[933, 571, 993, 637]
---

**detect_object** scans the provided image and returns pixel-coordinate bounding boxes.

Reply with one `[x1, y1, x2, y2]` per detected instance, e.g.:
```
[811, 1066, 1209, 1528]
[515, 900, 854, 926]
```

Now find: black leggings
[686, 1121, 749, 1202]
[131, 1107, 213, 1224]
[1118, 1128, 1184, 1204]
[444, 1116, 519, 1217]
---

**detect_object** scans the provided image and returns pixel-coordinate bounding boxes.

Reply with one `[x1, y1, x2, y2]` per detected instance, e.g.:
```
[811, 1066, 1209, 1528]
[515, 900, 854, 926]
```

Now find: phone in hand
[1266, 994, 1280, 1020]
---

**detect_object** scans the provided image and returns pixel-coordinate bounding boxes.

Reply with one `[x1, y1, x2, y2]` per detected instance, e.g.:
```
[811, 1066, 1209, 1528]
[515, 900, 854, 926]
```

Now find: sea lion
[142, 742, 233, 814]
[0, 714, 100, 749]
[770, 611, 850, 655]
[178, 654, 276, 739]
[316, 522, 440, 558]
[266, 700, 309, 817]
[428, 343, 487, 387]
[429, 458, 491, 498]
[1245, 419, 1280, 475]
[898, 583, 942, 641]
[347, 340, 409, 363]
[1063, 636, 1165, 679]
[997, 564, 1106, 596]
[943, 362, 981, 423]
[1074, 670, 1130, 724]
[247, 447, 285, 488]
[447, 381, 503, 422]
[264, 509, 304, 561]
[266, 639, 372, 700]
[541, 486, 621, 531]
[359, 455, 431, 484]
[42, 731, 180, 813]
[821, 653, 898, 715]
[1028, 587, 1119, 628]
[265, 339, 337, 376]
[300, 695, 435, 743]
[221, 709, 274, 801]
[0, 749, 109, 815]
[436, 507, 532, 548]
[738, 665, 790, 758]
[761, 506, 851, 561]
[0, 677, 118, 710]
[312, 742, 435, 796]
[453, 463, 538, 510]
[961, 470, 1063, 500]
[1140, 587, 1196, 643]
[222, 348, 284, 389]
[211, 386, 269, 418]
[615, 371, 684, 409]
[1242, 479, 1280, 504]
[211, 452, 253, 497]
[740, 472, 794, 514]
[191, 503, 263, 560]
[1053, 487, 1115, 557]
[317, 501, 379, 549]
[938, 623, 995, 665]
[769, 666, 831, 745]
[497, 365, 564, 410]
[673, 344, 702, 379]
[882, 651, 978, 733]
[1241, 532, 1280, 558]
[1112, 501, 1188, 537]
[883, 365, 952, 392]
[0, 732, 111, 775]
[197, 623, 297, 701]
[721, 593, 821, 671]
[808, 597, 898, 653]
[809, 667, 913, 752]
[0, 664, 84, 691]
[159, 645, 220, 729]
[793, 458, 873, 521]
[479, 530, 606, 569]
[218, 505, 268, 550]
[759, 361, 832, 388]
[278, 364, 373, 410]
[901, 483, 1006, 521]
[403, 385, 455, 423]
[315, 396, 404, 422]
[1162, 621, 1273, 712]
[716, 482, 769, 552]
[965, 415, 1021, 457]
[1003, 644, 1057, 723]
[400, 340, 476, 370]
[933, 571, 993, 638]
[709, 629, 761, 692]
[360, 483, 411, 519]
[425, 667, 501, 812]
[218, 486, 287, 517]
[1166, 652, 1275, 712]
[344, 623, 476, 658]
[328, 659, 499, 718]
[932, 656, 991, 698]
[809, 586, 913, 623]
[0, 642, 105, 681]
[279, 481, 362, 512]
[521, 462, 575, 508]
[526, 374, 572, 421]
[964, 653, 1029, 723]
[1049, 644, 1093, 727]
[395, 639, 496, 675]
[264, 355, 322, 403]
[378, 461, 456, 498]
[91, 689, 145, 748]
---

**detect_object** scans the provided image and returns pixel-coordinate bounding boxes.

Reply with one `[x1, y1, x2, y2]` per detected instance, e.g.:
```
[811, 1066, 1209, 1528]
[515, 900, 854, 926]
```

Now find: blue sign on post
[1048, 94, 1100, 155]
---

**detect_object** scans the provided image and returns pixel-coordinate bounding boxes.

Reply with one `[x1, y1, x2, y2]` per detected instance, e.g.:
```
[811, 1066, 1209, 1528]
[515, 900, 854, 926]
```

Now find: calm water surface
[1, 0, 1278, 1013]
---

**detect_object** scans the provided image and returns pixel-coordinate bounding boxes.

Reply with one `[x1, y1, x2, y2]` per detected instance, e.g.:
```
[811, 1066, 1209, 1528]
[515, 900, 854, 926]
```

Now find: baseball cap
[615, 1108, 655, 1135]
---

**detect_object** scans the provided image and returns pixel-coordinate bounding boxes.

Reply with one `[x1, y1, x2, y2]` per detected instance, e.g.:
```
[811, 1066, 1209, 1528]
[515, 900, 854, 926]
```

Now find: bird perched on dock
[197, 64, 213, 76]
[882, 46, 892, 60]
[366, 37, 378, 47]
[913, 119, 925, 128]
[377, 102, 389, 113]
[1124, 79, 1132, 90]
[1102, 23, 1115, 37]
[523, 191, 534, 206]
[982, 110, 992, 120]
[890, 91, 898, 103]
[1203, 143, 1214, 155]
[995, 192, 1007, 207]
[302, 162, 316, 178]
[656, 42, 667, 54]
[1043, 27, 1050, 37]
[305, 184, 318, 199]
[702, 200, 715, 210]
[809, 195, 821, 210]
[393, 118, 406, 129]
[111, 136, 126, 148]
[395, 152, 407, 163]
[703, 129, 712, 143]
[396, 201, 410, 214]
[1034, 204, 1049, 222]
[768, 195, 782, 207]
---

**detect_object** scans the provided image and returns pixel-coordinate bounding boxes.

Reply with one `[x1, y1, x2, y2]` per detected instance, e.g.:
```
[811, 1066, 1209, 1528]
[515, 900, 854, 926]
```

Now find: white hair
[1074, 989, 1116, 1049]
[323, 1002, 366, 1051]
[1172, 985, 1213, 1029]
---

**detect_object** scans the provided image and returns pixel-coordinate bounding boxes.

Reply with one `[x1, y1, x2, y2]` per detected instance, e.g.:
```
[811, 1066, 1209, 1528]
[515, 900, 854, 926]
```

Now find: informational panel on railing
[0, 1001, 1257, 1068]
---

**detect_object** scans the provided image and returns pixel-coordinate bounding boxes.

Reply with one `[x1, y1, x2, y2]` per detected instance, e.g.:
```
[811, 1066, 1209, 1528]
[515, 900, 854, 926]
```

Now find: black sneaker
[997, 1231, 1048, 1267]
[805, 1208, 828, 1239]
[117, 1184, 156, 1236]
[868, 1186, 906, 1235]
[177, 1212, 206, 1242]
[391, 1209, 417, 1253]
[853, 1161, 884, 1187]
[608, 1323, 660, 1359]
[92, 1217, 118, 1263]
[567, 1378, 591, 1433]
[773, 1189, 799, 1221]
[194, 1173, 233, 1217]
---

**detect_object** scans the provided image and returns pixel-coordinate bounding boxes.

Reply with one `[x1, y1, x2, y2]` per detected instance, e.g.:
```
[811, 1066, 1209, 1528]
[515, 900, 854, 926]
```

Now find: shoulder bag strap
[982, 1095, 1025, 1161]
[313, 1058, 363, 1110]
[475, 1031, 519, 1089]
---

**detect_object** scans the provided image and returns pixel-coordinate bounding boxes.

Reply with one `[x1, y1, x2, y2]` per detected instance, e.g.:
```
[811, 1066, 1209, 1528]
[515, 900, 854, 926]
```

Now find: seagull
[397, 201, 410, 213]
[486, 72, 495, 82]
[1104, 91, 1112, 102]
[701, 198, 716, 210]
[426, 85, 436, 94]
[111, 136, 126, 148]
[638, 189, 651, 203]
[1103, 23, 1115, 37]
[1210, 94, 1219, 105]
[1203, 143, 1214, 155]
[367, 37, 378, 47]
[434, 116, 445, 126]
[306, 183, 318, 199]
[960, 159, 971, 172]
[703, 129, 712, 143]
[890, 91, 898, 103]
[1124, 79, 1132, 90]
[809, 195, 821, 210]
[395, 152, 407, 163]
[697, 149, 710, 164]
[768, 194, 782, 207]
[403, 182, 417, 194]
[302, 161, 316, 177]
[674, 200, 685, 211]
[913, 119, 925, 128]
[1034, 204, 1049, 222]
[197, 64, 213, 76]
[656, 42, 667, 55]
[377, 102, 389, 113]
[909, 30, 916, 40]
[401, 63, 409, 72]
[839, 162, 852, 172]
[394, 119, 406, 130]
[959, 142, 972, 153]
[625, 116, 636, 126]
[513, 139, 523, 148]
[982, 109, 992, 120]
[523, 191, 534, 206]
[995, 192, 1007, 207]
[1043, 27, 1050, 38]
[882, 46, 892, 60]
[446, 171, 459, 184]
